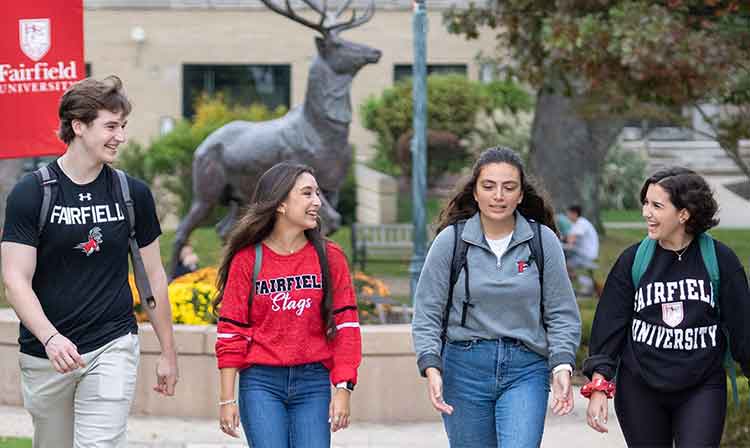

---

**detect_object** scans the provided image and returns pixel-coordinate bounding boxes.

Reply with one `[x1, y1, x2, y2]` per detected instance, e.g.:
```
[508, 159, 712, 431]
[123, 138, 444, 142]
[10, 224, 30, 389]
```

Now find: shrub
[360, 75, 531, 179]
[130, 267, 217, 325]
[599, 145, 648, 210]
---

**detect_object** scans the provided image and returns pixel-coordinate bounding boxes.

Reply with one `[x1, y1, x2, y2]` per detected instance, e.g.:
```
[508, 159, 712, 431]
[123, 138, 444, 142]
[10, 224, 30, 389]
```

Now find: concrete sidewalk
[0, 388, 625, 447]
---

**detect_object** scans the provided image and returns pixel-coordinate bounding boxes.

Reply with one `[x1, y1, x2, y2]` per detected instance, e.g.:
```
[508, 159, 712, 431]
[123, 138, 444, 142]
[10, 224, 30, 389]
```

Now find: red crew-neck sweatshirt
[215, 240, 361, 385]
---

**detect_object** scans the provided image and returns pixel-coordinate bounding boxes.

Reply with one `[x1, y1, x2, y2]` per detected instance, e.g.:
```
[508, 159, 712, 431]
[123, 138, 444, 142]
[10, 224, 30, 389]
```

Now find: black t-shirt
[584, 237, 750, 392]
[1, 161, 161, 357]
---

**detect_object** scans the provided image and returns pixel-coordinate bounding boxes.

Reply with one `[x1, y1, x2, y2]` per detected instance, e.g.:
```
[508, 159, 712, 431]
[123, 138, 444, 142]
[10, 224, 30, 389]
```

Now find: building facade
[83, 0, 498, 160]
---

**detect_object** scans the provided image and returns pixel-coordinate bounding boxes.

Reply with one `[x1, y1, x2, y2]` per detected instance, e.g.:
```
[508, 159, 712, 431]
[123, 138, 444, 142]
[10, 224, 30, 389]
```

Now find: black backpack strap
[34, 165, 58, 235]
[527, 220, 546, 326]
[113, 168, 155, 309]
[441, 221, 468, 347]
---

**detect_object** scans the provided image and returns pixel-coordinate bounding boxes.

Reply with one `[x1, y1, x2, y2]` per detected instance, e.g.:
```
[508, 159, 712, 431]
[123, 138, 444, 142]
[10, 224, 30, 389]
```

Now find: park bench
[351, 223, 435, 271]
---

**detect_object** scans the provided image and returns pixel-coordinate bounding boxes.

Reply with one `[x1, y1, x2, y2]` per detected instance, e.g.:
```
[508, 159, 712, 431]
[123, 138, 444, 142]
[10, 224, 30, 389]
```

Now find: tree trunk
[0, 158, 25, 234]
[528, 86, 625, 231]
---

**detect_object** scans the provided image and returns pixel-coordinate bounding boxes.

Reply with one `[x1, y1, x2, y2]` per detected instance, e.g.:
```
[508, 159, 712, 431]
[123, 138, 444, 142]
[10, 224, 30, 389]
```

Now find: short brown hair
[57, 75, 132, 144]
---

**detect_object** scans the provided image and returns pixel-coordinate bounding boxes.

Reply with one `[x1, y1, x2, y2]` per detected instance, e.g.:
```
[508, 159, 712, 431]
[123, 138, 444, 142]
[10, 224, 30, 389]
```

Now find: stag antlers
[259, 0, 374, 36]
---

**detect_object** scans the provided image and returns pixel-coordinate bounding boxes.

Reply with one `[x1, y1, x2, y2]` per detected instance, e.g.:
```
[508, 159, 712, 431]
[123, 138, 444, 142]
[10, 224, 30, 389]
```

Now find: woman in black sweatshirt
[582, 167, 750, 447]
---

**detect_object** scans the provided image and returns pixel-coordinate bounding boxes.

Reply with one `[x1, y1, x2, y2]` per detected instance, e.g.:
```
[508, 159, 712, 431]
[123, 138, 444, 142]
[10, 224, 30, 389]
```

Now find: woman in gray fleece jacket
[412, 147, 581, 448]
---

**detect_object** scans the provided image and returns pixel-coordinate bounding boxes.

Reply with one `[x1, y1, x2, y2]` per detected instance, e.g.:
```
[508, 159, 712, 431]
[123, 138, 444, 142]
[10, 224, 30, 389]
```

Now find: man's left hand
[153, 352, 178, 396]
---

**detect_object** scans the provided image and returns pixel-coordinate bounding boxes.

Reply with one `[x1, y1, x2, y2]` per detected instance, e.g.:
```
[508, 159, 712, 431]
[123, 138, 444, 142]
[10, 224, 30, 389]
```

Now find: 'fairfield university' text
[0, 61, 78, 94]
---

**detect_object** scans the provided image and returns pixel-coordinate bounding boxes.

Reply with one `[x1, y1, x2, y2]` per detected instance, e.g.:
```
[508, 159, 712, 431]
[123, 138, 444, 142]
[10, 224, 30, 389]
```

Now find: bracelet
[218, 399, 237, 406]
[43, 332, 59, 347]
[580, 377, 616, 399]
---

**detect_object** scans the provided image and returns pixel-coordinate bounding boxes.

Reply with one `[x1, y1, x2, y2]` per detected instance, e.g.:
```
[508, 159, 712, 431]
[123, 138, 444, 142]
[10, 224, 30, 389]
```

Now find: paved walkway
[0, 388, 625, 447]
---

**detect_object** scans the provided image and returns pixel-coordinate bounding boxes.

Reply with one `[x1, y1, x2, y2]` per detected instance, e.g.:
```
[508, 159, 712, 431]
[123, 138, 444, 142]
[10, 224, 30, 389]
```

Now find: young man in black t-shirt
[1, 76, 178, 447]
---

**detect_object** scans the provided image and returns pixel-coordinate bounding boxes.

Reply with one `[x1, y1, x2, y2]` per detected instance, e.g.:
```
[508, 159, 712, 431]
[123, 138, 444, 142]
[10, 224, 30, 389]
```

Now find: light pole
[409, 0, 427, 303]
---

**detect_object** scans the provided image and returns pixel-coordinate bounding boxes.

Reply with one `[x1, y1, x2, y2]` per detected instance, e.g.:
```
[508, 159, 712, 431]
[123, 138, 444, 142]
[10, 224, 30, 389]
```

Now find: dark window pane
[393, 64, 467, 83]
[182, 64, 291, 118]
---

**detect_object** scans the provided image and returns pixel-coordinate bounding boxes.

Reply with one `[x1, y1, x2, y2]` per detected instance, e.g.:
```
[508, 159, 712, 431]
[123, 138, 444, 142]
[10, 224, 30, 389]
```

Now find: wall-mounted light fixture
[130, 26, 146, 67]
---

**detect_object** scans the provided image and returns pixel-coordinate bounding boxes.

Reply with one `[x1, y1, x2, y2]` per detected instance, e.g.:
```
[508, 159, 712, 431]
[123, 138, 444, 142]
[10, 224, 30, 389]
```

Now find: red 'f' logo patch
[517, 261, 528, 273]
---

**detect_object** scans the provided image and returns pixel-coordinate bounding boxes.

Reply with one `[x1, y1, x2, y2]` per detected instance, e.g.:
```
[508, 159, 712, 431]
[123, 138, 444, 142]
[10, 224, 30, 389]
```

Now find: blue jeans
[238, 363, 331, 448]
[442, 338, 550, 448]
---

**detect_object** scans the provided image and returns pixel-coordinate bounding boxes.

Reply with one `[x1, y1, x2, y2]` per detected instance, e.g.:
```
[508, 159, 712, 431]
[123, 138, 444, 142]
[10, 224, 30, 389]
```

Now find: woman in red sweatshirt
[214, 162, 361, 447]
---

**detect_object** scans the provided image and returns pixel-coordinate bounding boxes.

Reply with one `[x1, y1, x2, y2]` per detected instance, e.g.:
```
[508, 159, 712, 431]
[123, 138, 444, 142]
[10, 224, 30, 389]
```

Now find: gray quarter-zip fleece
[412, 212, 581, 375]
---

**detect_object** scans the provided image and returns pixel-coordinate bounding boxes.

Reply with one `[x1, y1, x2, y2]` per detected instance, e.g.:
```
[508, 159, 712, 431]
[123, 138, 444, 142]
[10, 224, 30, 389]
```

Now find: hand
[329, 388, 351, 432]
[550, 369, 574, 416]
[153, 351, 178, 396]
[219, 402, 241, 438]
[425, 368, 453, 415]
[44, 333, 85, 374]
[586, 391, 609, 433]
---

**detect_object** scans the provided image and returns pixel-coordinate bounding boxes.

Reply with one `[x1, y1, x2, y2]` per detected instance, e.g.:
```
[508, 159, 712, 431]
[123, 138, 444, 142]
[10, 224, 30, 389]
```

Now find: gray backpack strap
[114, 169, 155, 309]
[34, 165, 57, 234]
[247, 243, 263, 325]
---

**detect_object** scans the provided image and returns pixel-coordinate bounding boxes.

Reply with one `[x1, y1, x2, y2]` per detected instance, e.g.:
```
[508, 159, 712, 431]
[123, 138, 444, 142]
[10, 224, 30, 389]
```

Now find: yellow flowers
[129, 267, 218, 325]
[129, 268, 394, 326]
[353, 271, 393, 324]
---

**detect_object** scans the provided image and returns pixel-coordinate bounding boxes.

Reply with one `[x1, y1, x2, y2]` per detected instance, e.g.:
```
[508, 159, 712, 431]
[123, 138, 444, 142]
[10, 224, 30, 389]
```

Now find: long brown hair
[214, 162, 335, 338]
[436, 146, 557, 234]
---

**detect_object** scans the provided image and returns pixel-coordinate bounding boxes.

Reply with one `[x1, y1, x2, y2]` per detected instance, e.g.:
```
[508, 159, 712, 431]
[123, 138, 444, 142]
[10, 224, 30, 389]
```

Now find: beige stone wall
[0, 310, 438, 422]
[83, 8, 497, 161]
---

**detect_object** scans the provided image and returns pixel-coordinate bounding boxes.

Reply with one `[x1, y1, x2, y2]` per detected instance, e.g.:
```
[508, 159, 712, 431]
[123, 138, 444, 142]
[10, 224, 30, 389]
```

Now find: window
[393, 64, 467, 83]
[182, 64, 291, 118]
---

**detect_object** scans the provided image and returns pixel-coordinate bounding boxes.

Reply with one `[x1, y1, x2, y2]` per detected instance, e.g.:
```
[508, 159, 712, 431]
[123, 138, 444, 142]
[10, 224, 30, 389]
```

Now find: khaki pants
[20, 333, 140, 448]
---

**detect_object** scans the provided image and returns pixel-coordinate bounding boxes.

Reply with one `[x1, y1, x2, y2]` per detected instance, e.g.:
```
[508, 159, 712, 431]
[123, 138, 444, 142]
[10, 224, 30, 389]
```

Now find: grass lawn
[0, 438, 30, 448]
[601, 208, 643, 222]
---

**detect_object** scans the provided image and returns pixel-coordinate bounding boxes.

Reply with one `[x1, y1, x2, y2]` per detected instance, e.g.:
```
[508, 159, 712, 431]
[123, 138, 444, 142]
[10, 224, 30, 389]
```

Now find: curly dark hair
[436, 146, 557, 234]
[639, 167, 719, 235]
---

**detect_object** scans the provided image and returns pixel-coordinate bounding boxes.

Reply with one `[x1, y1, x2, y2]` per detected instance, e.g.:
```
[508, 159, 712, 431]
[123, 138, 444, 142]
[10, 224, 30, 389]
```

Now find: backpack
[440, 219, 545, 348]
[631, 234, 743, 408]
[33, 164, 155, 309]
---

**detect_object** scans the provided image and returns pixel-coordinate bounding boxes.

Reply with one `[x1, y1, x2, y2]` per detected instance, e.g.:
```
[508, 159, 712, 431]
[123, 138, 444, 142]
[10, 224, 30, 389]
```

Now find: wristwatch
[335, 381, 355, 392]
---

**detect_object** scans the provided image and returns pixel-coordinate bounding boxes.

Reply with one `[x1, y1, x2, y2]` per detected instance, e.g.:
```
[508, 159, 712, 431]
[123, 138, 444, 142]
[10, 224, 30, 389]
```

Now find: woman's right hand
[219, 402, 241, 438]
[586, 391, 609, 433]
[425, 367, 453, 415]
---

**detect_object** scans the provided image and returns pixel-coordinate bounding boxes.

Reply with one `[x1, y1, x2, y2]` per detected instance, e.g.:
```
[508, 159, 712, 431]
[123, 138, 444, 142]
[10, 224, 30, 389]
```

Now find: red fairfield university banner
[0, 1, 84, 159]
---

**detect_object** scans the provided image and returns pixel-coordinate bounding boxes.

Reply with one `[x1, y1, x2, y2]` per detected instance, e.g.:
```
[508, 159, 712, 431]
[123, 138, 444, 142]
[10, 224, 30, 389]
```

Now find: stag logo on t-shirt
[74, 227, 103, 256]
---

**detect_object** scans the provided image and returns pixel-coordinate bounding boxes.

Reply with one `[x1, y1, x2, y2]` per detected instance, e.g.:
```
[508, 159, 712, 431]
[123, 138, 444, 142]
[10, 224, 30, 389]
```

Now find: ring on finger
[593, 416, 599, 422]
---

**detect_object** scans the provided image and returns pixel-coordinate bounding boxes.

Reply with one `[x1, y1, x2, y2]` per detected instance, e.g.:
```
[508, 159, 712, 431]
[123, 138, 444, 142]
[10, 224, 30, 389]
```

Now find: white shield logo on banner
[19, 19, 51, 62]
[662, 302, 684, 328]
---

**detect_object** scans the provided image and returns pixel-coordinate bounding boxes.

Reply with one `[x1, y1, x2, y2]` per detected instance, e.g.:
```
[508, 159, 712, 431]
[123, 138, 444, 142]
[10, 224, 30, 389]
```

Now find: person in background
[564, 205, 600, 294]
[173, 241, 200, 279]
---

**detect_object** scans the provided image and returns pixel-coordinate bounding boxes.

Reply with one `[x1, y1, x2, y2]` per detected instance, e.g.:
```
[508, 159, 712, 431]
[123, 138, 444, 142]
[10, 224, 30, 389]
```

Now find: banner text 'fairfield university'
[0, 1, 84, 159]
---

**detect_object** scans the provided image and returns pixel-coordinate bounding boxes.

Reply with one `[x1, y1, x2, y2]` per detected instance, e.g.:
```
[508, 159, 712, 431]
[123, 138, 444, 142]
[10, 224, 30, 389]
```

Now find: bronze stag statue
[169, 0, 381, 278]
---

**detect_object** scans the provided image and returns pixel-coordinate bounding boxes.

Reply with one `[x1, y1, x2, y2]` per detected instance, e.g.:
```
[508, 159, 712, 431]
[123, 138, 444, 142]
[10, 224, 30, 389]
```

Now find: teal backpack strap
[631, 237, 656, 288]
[247, 243, 263, 326]
[698, 234, 741, 409]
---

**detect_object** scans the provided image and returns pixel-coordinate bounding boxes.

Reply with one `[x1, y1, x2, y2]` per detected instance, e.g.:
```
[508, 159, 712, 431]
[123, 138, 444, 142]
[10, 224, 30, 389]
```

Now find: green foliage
[114, 141, 154, 185]
[360, 75, 531, 178]
[444, 1, 750, 178]
[338, 160, 357, 226]
[144, 95, 286, 217]
[0, 438, 31, 448]
[723, 379, 750, 446]
[599, 146, 647, 210]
